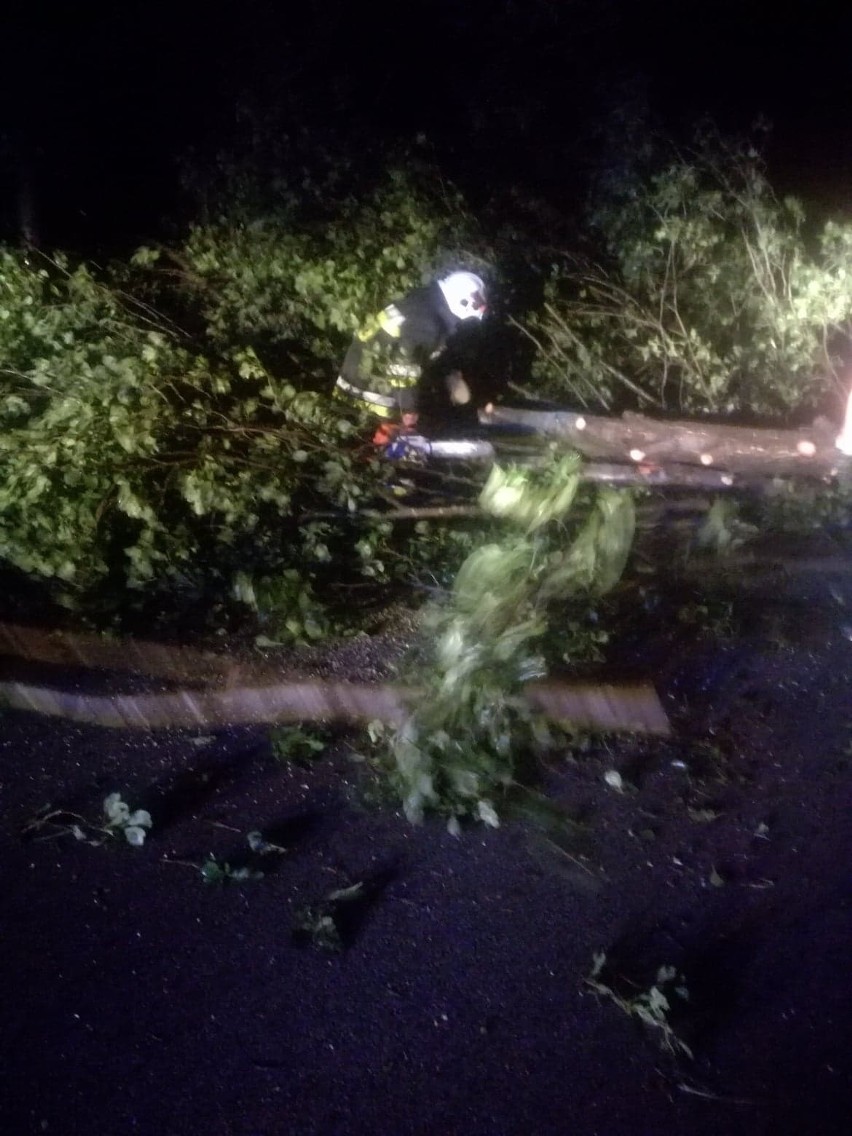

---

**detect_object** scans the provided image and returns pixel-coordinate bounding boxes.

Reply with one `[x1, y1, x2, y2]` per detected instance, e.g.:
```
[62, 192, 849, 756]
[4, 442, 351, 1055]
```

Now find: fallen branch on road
[480, 403, 850, 481]
[0, 675, 670, 734]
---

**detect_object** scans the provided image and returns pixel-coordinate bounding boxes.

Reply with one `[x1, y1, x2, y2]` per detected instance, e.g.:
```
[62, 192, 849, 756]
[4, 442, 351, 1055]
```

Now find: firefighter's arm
[341, 304, 408, 388]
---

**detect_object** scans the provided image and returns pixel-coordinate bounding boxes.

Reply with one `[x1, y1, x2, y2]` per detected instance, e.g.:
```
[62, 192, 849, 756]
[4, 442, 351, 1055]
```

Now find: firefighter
[334, 270, 487, 444]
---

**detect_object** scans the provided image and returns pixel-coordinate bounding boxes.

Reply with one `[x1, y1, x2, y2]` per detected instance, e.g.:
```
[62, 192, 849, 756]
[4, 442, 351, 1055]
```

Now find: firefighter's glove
[445, 371, 471, 405]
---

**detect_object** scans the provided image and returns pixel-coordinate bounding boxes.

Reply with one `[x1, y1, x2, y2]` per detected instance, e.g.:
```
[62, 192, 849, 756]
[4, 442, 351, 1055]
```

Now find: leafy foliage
[0, 248, 376, 599]
[102, 792, 153, 846]
[586, 952, 693, 1059]
[0, 160, 489, 629]
[292, 881, 365, 952]
[268, 724, 330, 764]
[22, 793, 152, 847]
[157, 163, 488, 370]
[524, 126, 852, 416]
[199, 857, 264, 884]
[380, 451, 636, 824]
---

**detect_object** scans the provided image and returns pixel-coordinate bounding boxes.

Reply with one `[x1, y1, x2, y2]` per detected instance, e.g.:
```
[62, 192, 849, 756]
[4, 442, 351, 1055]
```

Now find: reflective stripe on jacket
[336, 283, 459, 416]
[333, 376, 397, 418]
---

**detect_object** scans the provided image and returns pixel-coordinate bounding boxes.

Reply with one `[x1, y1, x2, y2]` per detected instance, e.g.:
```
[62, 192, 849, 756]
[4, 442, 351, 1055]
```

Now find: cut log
[480, 404, 849, 480]
[0, 621, 247, 685]
[0, 621, 670, 735]
[0, 676, 670, 735]
[582, 461, 736, 491]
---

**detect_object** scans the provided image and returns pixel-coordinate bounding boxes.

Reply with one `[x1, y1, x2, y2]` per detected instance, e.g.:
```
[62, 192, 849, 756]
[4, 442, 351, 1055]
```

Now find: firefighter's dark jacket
[336, 282, 460, 417]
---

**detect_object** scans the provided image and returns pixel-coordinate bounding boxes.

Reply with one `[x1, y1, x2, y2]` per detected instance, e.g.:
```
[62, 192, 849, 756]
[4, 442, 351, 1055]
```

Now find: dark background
[2, 1, 852, 250]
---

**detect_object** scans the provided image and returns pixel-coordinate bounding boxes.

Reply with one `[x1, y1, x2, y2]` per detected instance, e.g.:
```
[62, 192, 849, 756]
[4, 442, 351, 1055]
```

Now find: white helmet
[437, 271, 487, 321]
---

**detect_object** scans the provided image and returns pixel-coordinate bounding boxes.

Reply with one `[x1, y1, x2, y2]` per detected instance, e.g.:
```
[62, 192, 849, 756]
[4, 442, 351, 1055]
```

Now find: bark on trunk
[480, 404, 849, 480]
[0, 676, 670, 735]
[0, 621, 670, 735]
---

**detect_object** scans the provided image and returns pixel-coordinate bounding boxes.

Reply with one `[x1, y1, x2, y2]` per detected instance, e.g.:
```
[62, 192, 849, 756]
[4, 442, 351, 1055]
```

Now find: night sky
[3, 1, 852, 250]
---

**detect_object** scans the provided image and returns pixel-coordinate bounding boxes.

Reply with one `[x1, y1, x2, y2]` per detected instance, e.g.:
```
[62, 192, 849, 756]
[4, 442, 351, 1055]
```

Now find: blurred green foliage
[4, 119, 852, 756]
[380, 451, 636, 825]
[524, 125, 852, 416]
[0, 161, 490, 632]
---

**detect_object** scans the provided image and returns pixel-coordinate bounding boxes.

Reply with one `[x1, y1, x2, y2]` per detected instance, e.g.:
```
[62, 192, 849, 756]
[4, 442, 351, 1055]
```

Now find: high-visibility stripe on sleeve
[386, 362, 418, 389]
[335, 376, 398, 417]
[378, 304, 405, 338]
[356, 303, 406, 343]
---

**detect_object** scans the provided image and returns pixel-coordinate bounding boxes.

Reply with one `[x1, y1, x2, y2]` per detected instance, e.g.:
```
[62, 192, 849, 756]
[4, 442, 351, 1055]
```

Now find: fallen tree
[0, 674, 670, 735]
[479, 402, 852, 482]
[0, 618, 668, 735]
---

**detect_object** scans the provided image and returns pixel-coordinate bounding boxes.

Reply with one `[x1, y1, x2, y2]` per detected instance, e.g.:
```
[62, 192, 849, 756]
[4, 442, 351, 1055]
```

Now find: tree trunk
[480, 404, 849, 481]
[0, 621, 669, 735]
